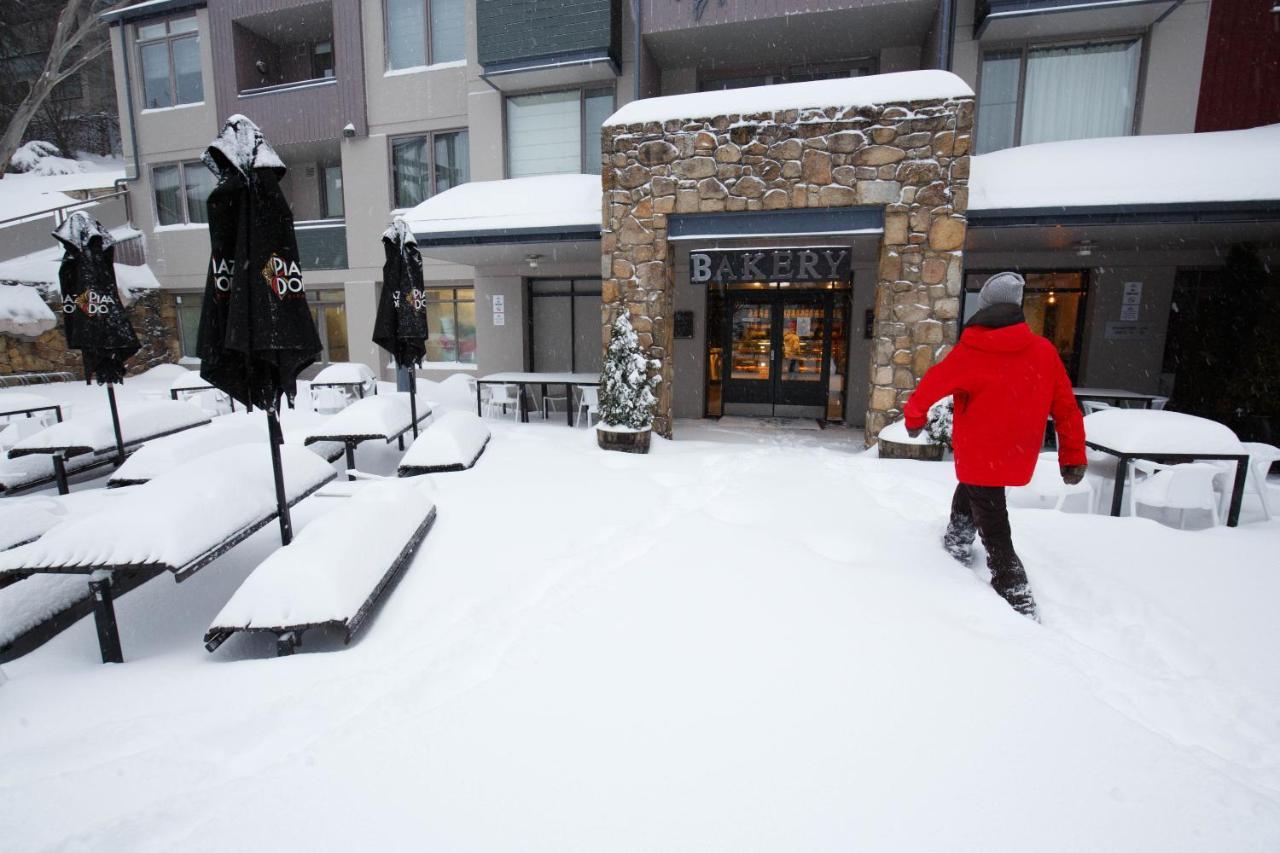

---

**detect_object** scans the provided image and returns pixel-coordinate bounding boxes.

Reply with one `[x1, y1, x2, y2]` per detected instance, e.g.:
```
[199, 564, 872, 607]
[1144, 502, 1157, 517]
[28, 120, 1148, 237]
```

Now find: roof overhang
[975, 0, 1183, 40]
[411, 227, 601, 267]
[100, 0, 207, 25]
[967, 200, 1280, 229]
[480, 49, 619, 93]
[667, 207, 885, 242]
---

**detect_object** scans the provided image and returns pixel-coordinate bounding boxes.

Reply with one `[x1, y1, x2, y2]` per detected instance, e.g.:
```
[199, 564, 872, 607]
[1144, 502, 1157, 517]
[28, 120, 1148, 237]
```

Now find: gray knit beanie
[976, 271, 1025, 311]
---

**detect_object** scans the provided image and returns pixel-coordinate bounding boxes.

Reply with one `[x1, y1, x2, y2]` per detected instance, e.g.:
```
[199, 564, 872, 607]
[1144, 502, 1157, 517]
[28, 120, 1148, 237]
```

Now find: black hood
[53, 212, 139, 384]
[196, 116, 321, 411]
[966, 302, 1026, 330]
[373, 219, 430, 369]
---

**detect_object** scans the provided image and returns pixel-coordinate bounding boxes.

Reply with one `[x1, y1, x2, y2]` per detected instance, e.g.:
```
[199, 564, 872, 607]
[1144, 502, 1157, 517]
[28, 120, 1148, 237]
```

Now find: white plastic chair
[1131, 461, 1223, 529]
[575, 386, 600, 428]
[1241, 442, 1280, 520]
[1150, 396, 1169, 411]
[541, 387, 569, 420]
[1080, 400, 1114, 415]
[485, 384, 521, 420]
[1020, 452, 1095, 512]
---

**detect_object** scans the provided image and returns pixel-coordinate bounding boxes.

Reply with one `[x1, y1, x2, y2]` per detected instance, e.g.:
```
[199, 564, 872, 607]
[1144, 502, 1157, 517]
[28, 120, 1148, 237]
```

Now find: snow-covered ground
[1, 406, 1278, 851]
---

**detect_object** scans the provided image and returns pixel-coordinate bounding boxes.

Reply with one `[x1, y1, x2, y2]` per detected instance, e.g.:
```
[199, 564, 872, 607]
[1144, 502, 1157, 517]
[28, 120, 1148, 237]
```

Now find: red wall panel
[1196, 0, 1280, 132]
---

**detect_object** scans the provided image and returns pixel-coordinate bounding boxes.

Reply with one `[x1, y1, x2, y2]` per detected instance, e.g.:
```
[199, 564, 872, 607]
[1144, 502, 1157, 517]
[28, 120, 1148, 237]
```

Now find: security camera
[255, 59, 268, 75]
[343, 123, 356, 138]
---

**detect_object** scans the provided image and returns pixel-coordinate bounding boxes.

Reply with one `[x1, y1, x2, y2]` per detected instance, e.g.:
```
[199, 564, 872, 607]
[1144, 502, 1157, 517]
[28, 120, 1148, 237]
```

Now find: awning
[480, 49, 619, 93]
[667, 208, 884, 242]
[975, 0, 1183, 40]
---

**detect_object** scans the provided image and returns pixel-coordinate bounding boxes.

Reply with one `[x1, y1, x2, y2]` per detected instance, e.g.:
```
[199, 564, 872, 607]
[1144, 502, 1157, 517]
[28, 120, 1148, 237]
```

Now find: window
[385, 0, 465, 70]
[312, 39, 334, 79]
[153, 161, 214, 226]
[391, 130, 469, 209]
[505, 88, 614, 178]
[529, 279, 603, 374]
[321, 164, 344, 218]
[964, 271, 1088, 380]
[423, 287, 476, 364]
[137, 15, 202, 109]
[699, 60, 873, 92]
[309, 290, 349, 363]
[175, 292, 203, 358]
[976, 39, 1141, 153]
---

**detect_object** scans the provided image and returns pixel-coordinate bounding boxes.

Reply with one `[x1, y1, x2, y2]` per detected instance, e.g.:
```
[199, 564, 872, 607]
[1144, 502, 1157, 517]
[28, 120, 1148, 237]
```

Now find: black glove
[1061, 464, 1087, 485]
[906, 425, 924, 439]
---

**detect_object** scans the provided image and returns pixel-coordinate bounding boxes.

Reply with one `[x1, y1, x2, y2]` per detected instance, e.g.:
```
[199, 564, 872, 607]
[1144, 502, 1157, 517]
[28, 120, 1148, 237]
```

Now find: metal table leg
[1227, 458, 1248, 527]
[89, 576, 124, 664]
[52, 451, 69, 496]
[1110, 456, 1128, 517]
[345, 441, 357, 481]
[476, 382, 483, 417]
[566, 384, 574, 426]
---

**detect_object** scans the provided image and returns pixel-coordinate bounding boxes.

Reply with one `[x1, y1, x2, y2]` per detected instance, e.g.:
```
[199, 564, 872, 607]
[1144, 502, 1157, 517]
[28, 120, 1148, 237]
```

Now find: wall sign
[1104, 321, 1153, 341]
[1119, 281, 1142, 322]
[673, 310, 695, 339]
[492, 293, 505, 326]
[689, 248, 851, 285]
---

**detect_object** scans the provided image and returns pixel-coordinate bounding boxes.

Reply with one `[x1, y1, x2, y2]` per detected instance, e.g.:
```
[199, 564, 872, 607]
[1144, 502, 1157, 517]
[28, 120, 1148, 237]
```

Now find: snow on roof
[970, 124, 1280, 211]
[0, 284, 57, 338]
[403, 174, 601, 236]
[0, 159, 125, 224]
[605, 71, 974, 127]
[0, 226, 157, 299]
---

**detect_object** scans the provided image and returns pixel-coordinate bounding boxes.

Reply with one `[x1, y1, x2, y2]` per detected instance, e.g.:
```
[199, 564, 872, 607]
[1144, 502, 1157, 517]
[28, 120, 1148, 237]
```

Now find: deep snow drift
[0, 420, 1278, 852]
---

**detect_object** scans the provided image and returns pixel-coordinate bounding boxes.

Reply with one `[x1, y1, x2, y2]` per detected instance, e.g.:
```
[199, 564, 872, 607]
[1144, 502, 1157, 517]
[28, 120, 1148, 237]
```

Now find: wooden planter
[877, 437, 945, 462]
[597, 427, 652, 454]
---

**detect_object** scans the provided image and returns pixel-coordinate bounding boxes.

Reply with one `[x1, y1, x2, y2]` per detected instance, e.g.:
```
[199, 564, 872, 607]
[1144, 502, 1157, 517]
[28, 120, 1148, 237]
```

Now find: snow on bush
[598, 310, 660, 431]
[926, 396, 954, 449]
[9, 141, 86, 176]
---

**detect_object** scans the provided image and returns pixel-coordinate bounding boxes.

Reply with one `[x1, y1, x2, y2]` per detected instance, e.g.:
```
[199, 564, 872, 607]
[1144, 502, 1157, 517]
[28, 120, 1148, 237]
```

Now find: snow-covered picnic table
[167, 369, 234, 408]
[1073, 387, 1163, 410]
[476, 372, 600, 425]
[0, 443, 337, 662]
[303, 393, 431, 478]
[6, 400, 211, 494]
[1084, 409, 1250, 525]
[309, 362, 378, 411]
[0, 391, 63, 423]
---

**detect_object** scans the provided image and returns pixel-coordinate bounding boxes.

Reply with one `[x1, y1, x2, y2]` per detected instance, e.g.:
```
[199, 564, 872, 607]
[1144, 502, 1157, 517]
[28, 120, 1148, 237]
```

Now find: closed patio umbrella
[52, 211, 140, 464]
[373, 218, 429, 438]
[197, 114, 322, 544]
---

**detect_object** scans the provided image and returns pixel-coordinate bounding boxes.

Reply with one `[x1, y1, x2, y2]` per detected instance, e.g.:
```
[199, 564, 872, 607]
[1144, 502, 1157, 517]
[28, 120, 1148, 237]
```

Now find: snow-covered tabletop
[0, 392, 60, 417]
[398, 411, 490, 475]
[208, 479, 435, 639]
[1084, 410, 1245, 456]
[1073, 387, 1163, 404]
[0, 443, 335, 575]
[312, 362, 376, 387]
[7, 400, 210, 458]
[303, 393, 428, 444]
[478, 372, 600, 385]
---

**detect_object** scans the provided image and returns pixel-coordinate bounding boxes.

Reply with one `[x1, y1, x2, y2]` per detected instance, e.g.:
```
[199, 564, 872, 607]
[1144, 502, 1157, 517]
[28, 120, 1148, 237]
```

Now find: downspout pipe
[114, 23, 140, 226]
[937, 0, 955, 71]
[632, 0, 642, 101]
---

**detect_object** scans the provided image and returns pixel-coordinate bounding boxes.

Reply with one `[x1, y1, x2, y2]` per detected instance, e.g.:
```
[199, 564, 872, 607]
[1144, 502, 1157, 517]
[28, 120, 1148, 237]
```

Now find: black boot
[989, 551, 1039, 622]
[944, 485, 977, 566]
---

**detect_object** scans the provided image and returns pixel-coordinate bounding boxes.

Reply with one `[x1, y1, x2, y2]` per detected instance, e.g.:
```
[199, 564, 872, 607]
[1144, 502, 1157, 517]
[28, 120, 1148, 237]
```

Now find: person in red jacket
[903, 272, 1087, 621]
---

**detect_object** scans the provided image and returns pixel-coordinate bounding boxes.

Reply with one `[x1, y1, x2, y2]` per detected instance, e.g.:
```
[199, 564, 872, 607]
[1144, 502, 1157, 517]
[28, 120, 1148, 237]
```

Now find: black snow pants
[944, 483, 1038, 617]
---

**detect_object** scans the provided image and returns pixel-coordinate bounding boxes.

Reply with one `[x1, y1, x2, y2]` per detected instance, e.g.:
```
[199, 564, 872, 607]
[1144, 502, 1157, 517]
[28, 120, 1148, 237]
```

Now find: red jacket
[903, 313, 1086, 487]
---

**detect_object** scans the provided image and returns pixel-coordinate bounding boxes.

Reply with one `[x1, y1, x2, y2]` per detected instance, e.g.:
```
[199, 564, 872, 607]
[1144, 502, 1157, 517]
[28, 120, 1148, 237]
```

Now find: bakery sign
[689, 248, 851, 285]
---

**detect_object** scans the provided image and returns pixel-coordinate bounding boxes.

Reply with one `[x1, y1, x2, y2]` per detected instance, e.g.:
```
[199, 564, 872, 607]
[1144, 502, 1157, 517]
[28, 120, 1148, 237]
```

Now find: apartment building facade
[101, 0, 1279, 436]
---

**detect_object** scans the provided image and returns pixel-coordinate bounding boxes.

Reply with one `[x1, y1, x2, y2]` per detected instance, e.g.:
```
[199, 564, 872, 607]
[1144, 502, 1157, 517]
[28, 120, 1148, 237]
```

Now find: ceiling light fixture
[526, 254, 541, 270]
[1074, 240, 1096, 258]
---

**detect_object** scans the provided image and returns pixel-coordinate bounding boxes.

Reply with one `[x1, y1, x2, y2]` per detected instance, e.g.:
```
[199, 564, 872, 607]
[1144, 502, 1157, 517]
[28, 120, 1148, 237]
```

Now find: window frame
[173, 291, 203, 359]
[697, 57, 877, 92]
[135, 14, 203, 110]
[502, 85, 616, 179]
[319, 162, 344, 219]
[387, 128, 469, 210]
[526, 278, 604, 373]
[151, 160, 212, 226]
[423, 285, 477, 364]
[383, 0, 464, 71]
[974, 32, 1147, 153]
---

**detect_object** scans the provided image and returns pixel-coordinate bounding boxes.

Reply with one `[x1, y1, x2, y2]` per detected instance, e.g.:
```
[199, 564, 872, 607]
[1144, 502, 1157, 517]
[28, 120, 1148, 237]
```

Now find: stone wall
[0, 289, 181, 378]
[601, 94, 974, 440]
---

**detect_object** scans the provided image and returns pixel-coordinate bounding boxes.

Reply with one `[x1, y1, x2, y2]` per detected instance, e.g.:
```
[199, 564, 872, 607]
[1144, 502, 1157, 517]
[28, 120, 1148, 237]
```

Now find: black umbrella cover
[52, 212, 140, 384]
[372, 218, 430, 369]
[197, 115, 322, 410]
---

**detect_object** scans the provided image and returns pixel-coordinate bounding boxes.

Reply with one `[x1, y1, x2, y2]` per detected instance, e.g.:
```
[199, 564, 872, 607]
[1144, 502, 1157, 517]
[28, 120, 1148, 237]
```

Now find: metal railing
[0, 188, 129, 231]
[0, 371, 76, 388]
[295, 219, 348, 270]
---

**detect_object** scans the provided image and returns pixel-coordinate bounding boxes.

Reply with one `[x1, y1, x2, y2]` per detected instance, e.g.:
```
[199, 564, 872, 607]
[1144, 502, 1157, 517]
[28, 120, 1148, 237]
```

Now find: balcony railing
[295, 219, 347, 270]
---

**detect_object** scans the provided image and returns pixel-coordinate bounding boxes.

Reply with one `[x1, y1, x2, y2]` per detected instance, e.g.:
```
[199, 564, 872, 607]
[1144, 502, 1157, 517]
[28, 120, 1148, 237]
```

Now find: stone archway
[601, 83, 975, 441]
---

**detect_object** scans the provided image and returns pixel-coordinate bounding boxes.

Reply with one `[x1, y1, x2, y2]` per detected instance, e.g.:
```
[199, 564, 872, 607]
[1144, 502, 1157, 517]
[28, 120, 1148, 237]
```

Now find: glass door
[725, 300, 775, 405]
[775, 294, 828, 407]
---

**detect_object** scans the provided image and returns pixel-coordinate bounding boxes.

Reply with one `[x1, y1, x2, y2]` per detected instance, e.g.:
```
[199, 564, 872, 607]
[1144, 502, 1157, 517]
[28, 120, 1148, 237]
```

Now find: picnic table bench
[0, 392, 64, 425]
[0, 444, 336, 662]
[205, 479, 435, 656]
[7, 400, 211, 495]
[398, 410, 491, 476]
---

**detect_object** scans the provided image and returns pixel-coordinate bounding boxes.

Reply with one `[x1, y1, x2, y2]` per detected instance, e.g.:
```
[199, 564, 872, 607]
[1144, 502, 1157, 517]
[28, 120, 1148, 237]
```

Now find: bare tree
[0, 0, 125, 177]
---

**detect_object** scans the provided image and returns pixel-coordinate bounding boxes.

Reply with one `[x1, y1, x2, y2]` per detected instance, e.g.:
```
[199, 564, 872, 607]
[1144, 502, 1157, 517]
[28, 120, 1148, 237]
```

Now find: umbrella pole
[408, 372, 419, 439]
[267, 409, 293, 546]
[106, 384, 126, 465]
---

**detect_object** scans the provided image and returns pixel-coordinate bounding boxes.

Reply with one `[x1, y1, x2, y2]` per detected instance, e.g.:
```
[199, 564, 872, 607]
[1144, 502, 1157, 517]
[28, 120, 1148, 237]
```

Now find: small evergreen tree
[925, 396, 954, 449]
[599, 310, 660, 430]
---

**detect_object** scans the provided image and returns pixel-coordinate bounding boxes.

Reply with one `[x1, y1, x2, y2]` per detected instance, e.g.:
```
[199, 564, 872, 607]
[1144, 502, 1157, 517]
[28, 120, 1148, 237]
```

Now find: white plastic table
[476, 372, 600, 425]
[1083, 409, 1249, 526]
